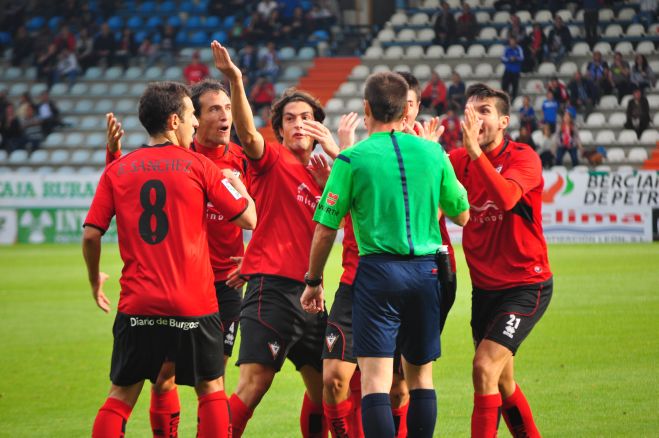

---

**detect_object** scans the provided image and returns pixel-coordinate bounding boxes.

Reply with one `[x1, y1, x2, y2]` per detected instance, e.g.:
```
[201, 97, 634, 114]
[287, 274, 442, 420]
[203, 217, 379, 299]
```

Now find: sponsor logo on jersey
[297, 183, 320, 210]
[326, 192, 339, 206]
[325, 333, 338, 352]
[268, 341, 281, 359]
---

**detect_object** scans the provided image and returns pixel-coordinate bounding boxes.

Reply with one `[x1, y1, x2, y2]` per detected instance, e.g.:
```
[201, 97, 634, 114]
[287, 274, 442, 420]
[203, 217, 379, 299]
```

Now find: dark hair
[465, 82, 510, 116]
[138, 81, 191, 136]
[270, 88, 325, 143]
[191, 79, 229, 116]
[396, 71, 421, 102]
[364, 72, 408, 123]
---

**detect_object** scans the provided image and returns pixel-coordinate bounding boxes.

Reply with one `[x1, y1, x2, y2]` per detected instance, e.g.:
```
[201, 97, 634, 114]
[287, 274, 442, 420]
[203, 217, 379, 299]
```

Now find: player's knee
[472, 356, 497, 383]
[153, 378, 176, 394]
[323, 371, 349, 398]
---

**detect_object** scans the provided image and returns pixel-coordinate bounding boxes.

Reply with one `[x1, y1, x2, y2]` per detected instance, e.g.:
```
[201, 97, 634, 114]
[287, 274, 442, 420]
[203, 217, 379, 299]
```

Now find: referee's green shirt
[314, 131, 469, 256]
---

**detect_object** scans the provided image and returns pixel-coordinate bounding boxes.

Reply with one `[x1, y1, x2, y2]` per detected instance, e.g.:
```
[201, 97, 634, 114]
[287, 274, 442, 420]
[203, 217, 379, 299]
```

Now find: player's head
[396, 71, 421, 124]
[465, 83, 510, 148]
[271, 88, 325, 152]
[363, 72, 408, 128]
[191, 79, 232, 147]
[139, 81, 198, 148]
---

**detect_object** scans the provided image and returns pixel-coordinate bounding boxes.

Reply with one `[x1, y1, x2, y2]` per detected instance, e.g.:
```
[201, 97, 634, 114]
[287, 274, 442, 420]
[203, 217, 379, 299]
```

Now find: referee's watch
[304, 272, 322, 287]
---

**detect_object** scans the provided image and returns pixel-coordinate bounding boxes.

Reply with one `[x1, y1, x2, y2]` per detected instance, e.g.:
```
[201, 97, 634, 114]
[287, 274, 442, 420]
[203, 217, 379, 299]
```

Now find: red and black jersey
[241, 141, 321, 283]
[340, 215, 358, 285]
[86, 143, 248, 316]
[192, 138, 249, 282]
[449, 139, 551, 290]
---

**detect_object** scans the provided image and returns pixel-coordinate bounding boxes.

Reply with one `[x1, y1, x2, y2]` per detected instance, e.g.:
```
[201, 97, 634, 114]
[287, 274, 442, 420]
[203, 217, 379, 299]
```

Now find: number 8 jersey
[84, 143, 249, 317]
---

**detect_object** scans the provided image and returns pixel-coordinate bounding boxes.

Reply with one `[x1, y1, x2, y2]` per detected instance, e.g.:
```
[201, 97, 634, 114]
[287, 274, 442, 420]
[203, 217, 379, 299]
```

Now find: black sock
[407, 389, 437, 438]
[361, 393, 394, 438]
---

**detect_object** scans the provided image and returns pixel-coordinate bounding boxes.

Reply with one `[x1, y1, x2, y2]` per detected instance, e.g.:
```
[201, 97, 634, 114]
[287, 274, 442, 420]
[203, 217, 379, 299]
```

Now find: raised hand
[461, 103, 483, 160]
[337, 112, 360, 150]
[301, 120, 339, 159]
[106, 113, 123, 153]
[226, 256, 246, 289]
[308, 153, 331, 188]
[211, 40, 241, 81]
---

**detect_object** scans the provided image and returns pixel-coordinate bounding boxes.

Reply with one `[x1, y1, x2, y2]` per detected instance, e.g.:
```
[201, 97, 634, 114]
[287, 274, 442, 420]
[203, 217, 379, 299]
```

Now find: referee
[301, 72, 470, 438]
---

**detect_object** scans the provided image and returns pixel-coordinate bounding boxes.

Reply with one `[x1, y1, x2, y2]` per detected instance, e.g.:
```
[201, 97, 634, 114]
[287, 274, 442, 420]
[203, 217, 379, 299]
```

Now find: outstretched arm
[211, 40, 265, 159]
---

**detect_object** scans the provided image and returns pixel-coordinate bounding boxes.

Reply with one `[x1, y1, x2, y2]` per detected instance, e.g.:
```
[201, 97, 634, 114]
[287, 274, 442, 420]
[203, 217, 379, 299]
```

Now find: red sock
[472, 393, 502, 438]
[392, 402, 409, 438]
[502, 384, 540, 438]
[150, 387, 180, 437]
[92, 397, 132, 438]
[349, 371, 364, 438]
[229, 393, 253, 438]
[197, 390, 231, 438]
[301, 392, 329, 438]
[323, 398, 352, 438]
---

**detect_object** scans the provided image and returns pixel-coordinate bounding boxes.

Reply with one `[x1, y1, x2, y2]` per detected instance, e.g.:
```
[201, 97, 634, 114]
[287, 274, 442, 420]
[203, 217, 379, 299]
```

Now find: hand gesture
[461, 103, 483, 160]
[106, 113, 123, 153]
[226, 256, 246, 289]
[211, 40, 241, 81]
[300, 285, 325, 314]
[337, 112, 360, 150]
[308, 154, 331, 188]
[93, 272, 111, 313]
[301, 120, 339, 159]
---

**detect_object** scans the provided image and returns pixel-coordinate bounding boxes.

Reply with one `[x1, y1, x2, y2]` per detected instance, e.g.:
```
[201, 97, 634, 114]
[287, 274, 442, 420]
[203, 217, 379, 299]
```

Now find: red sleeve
[501, 147, 542, 196]
[470, 154, 523, 211]
[105, 146, 122, 166]
[248, 140, 281, 175]
[203, 158, 249, 221]
[84, 171, 115, 233]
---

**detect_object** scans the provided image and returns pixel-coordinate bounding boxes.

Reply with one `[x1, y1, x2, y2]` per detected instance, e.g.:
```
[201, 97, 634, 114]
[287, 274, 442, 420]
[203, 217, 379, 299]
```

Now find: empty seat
[410, 12, 429, 25]
[95, 99, 114, 114]
[336, 82, 358, 97]
[109, 83, 129, 96]
[579, 130, 594, 145]
[417, 29, 435, 43]
[89, 83, 109, 96]
[626, 23, 645, 37]
[49, 83, 69, 97]
[598, 96, 619, 110]
[595, 130, 615, 144]
[55, 166, 75, 174]
[614, 41, 633, 56]
[434, 64, 452, 79]
[130, 83, 147, 96]
[598, 9, 614, 21]
[454, 63, 473, 78]
[77, 166, 100, 174]
[86, 133, 105, 148]
[377, 28, 395, 43]
[298, 47, 316, 60]
[559, 62, 577, 76]
[413, 64, 432, 80]
[105, 66, 123, 80]
[50, 150, 69, 164]
[493, 11, 510, 24]
[475, 11, 490, 24]
[617, 7, 635, 21]
[8, 150, 29, 164]
[70, 150, 90, 164]
[364, 46, 383, 60]
[466, 44, 486, 58]
[282, 66, 303, 80]
[608, 112, 626, 127]
[635, 41, 655, 55]
[84, 67, 103, 80]
[571, 165, 590, 173]
[393, 64, 411, 73]
[404, 45, 425, 59]
[474, 63, 494, 77]
[126, 132, 148, 146]
[647, 95, 659, 109]
[585, 112, 605, 128]
[116, 99, 136, 113]
[606, 148, 625, 163]
[617, 130, 638, 145]
[478, 27, 498, 40]
[124, 66, 143, 80]
[390, 12, 408, 26]
[372, 64, 390, 74]
[446, 45, 465, 57]
[163, 66, 182, 80]
[9, 83, 29, 97]
[346, 98, 363, 112]
[65, 132, 85, 148]
[350, 65, 370, 79]
[90, 150, 106, 165]
[384, 46, 404, 59]
[538, 62, 557, 76]
[639, 130, 659, 144]
[426, 45, 444, 58]
[534, 10, 553, 24]
[144, 66, 163, 80]
[35, 166, 54, 174]
[488, 44, 505, 57]
[627, 147, 648, 162]
[42, 133, 65, 149]
[28, 150, 49, 164]
[592, 42, 612, 56]
[325, 98, 343, 112]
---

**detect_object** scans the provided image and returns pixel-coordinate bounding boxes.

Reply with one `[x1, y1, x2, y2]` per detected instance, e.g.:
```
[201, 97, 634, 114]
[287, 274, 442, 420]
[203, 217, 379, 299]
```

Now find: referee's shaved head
[364, 72, 408, 123]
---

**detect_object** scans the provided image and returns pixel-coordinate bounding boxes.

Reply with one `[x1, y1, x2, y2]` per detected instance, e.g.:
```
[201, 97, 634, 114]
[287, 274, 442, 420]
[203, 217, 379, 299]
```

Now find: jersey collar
[192, 137, 229, 158]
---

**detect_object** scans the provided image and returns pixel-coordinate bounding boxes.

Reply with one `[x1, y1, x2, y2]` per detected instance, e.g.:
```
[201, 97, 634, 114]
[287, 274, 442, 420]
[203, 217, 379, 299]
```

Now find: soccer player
[83, 81, 256, 437]
[104, 78, 250, 436]
[211, 40, 341, 437]
[450, 83, 553, 438]
[302, 72, 470, 438]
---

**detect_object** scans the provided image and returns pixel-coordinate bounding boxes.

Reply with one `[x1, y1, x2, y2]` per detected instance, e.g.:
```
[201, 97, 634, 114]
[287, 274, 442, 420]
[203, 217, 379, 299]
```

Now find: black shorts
[471, 278, 553, 354]
[322, 283, 356, 363]
[215, 280, 243, 357]
[236, 275, 327, 372]
[110, 312, 225, 387]
[392, 274, 456, 375]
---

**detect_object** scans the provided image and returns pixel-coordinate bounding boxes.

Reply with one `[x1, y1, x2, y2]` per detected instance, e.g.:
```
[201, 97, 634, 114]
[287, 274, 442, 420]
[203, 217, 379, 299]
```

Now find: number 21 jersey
[84, 143, 248, 317]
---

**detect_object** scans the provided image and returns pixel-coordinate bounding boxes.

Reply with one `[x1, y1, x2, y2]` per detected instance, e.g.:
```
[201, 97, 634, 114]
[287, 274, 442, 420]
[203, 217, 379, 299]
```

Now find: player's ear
[168, 113, 180, 131]
[499, 114, 510, 131]
[363, 100, 371, 118]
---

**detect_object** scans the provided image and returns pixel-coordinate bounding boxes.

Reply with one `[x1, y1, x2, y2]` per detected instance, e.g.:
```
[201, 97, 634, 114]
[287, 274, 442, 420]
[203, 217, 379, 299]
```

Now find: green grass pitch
[0, 243, 658, 437]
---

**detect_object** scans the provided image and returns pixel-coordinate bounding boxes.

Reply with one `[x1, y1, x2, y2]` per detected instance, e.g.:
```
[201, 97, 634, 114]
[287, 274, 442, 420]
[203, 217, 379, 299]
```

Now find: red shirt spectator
[183, 52, 210, 85]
